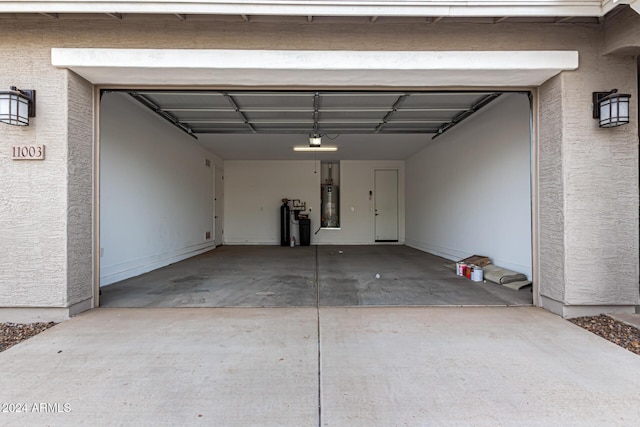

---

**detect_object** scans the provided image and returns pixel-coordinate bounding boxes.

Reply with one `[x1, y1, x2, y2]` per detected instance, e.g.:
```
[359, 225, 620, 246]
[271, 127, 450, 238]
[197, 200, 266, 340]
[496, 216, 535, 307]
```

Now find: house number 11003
[11, 144, 45, 160]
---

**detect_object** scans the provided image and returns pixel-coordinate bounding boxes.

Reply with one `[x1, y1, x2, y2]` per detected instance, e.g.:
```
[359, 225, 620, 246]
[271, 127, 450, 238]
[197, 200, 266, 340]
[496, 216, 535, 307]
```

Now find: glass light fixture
[593, 89, 631, 128]
[309, 134, 322, 146]
[0, 86, 36, 126]
[293, 146, 338, 152]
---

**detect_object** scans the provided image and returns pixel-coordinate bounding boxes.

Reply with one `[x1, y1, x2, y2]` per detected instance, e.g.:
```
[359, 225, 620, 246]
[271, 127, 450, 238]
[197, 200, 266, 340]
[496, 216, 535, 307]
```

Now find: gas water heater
[321, 163, 340, 228]
[321, 185, 339, 227]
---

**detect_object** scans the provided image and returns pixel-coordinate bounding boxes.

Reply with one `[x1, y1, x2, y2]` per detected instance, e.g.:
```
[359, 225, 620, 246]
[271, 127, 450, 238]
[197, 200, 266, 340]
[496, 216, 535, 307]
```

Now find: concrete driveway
[1, 307, 639, 426]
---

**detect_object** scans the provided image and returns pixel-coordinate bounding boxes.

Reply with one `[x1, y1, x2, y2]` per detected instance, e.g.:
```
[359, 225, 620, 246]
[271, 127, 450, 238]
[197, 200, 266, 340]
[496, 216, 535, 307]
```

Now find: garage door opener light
[309, 134, 322, 147]
[0, 86, 36, 126]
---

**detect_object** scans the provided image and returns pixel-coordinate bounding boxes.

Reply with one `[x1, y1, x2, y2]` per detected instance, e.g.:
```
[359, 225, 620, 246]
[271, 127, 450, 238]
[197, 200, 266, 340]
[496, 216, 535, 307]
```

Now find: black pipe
[280, 201, 290, 246]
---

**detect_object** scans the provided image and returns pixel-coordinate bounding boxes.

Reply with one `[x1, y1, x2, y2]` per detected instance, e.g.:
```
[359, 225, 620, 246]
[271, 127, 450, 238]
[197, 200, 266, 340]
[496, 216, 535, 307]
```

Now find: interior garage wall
[405, 93, 532, 278]
[224, 160, 404, 245]
[314, 160, 405, 245]
[224, 160, 321, 245]
[99, 93, 219, 286]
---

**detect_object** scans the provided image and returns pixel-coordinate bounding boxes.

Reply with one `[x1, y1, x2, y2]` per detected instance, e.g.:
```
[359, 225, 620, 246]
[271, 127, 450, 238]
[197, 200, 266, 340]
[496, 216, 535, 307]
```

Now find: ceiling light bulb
[309, 135, 322, 146]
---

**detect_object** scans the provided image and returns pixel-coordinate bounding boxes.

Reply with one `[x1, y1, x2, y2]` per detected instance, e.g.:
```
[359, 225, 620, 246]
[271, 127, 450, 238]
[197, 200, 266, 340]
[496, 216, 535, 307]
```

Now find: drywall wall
[315, 161, 405, 245]
[100, 92, 220, 286]
[405, 93, 532, 278]
[224, 160, 404, 245]
[223, 160, 321, 245]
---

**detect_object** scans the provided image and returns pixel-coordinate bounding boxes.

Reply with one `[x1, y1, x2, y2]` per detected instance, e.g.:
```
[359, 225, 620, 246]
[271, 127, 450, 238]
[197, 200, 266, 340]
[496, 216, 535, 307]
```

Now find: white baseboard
[100, 242, 216, 286]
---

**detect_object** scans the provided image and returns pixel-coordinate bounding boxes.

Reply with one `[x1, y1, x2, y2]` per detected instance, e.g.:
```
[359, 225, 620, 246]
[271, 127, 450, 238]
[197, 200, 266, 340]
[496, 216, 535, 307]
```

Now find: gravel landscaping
[569, 315, 640, 356]
[0, 322, 57, 353]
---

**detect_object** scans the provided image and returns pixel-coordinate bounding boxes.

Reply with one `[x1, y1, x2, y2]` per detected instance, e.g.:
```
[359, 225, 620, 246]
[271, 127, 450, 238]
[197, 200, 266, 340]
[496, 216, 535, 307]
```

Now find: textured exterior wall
[538, 75, 566, 304]
[66, 72, 94, 306]
[561, 48, 639, 306]
[603, 6, 640, 56]
[538, 43, 640, 313]
[0, 14, 638, 316]
[0, 15, 615, 52]
[0, 39, 69, 308]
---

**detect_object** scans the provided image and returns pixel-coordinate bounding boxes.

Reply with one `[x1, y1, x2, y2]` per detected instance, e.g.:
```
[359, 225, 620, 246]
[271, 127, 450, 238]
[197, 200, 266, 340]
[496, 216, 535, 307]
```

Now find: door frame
[214, 166, 224, 247]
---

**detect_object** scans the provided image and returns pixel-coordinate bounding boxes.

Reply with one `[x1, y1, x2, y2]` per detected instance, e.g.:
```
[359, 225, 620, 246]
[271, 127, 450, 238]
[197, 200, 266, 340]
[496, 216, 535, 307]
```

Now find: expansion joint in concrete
[315, 245, 322, 427]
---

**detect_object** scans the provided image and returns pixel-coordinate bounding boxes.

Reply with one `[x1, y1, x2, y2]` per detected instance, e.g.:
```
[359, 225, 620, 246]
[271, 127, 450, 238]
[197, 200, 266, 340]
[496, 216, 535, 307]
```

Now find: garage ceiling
[128, 90, 501, 136]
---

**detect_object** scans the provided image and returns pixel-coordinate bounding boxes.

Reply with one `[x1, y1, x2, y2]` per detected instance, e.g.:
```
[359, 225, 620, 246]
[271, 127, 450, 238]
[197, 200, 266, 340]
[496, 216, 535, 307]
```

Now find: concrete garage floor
[100, 245, 532, 307]
[1, 307, 640, 426]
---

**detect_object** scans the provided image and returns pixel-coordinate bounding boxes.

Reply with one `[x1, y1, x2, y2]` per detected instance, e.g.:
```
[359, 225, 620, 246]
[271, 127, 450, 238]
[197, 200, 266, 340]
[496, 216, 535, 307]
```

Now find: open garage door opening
[97, 89, 534, 308]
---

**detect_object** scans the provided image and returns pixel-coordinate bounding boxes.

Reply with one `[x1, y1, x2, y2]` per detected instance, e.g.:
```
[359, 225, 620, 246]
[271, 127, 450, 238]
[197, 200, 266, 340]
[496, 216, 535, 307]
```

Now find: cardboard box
[457, 255, 491, 268]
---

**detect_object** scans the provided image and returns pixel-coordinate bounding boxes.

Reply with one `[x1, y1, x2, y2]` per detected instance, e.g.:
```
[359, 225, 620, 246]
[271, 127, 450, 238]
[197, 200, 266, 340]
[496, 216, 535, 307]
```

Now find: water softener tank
[299, 218, 311, 246]
[321, 185, 339, 227]
[280, 201, 290, 246]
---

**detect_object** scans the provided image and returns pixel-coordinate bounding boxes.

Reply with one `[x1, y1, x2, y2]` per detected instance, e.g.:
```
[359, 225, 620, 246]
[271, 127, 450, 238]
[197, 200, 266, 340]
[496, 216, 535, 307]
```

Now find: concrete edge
[609, 313, 640, 330]
[541, 295, 637, 318]
[0, 307, 72, 323]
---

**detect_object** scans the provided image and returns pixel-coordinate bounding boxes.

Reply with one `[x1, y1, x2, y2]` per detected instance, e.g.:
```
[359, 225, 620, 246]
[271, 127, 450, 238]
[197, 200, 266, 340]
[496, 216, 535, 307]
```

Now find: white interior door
[214, 167, 224, 246]
[374, 169, 399, 242]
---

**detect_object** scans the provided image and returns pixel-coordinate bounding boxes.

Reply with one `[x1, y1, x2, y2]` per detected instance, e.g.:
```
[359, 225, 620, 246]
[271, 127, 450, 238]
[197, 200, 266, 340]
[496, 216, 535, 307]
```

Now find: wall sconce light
[593, 89, 631, 128]
[0, 86, 36, 126]
[309, 134, 322, 147]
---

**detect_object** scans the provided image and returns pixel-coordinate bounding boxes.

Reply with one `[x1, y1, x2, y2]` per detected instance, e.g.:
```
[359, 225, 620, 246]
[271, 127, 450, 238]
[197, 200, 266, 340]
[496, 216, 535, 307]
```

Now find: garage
[1, 1, 637, 323]
[97, 87, 534, 308]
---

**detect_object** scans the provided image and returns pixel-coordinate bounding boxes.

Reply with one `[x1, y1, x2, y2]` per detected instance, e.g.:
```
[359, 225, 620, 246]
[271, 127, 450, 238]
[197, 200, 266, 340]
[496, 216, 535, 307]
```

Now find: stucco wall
[560, 46, 639, 308]
[0, 39, 69, 309]
[66, 71, 94, 309]
[0, 14, 638, 318]
[604, 6, 640, 56]
[538, 75, 567, 304]
[538, 42, 639, 315]
[0, 14, 620, 52]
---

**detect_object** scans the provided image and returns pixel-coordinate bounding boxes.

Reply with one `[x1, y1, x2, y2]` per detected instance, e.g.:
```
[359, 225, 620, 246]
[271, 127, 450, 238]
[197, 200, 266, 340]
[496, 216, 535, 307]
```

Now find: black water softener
[280, 200, 290, 246]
